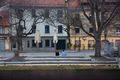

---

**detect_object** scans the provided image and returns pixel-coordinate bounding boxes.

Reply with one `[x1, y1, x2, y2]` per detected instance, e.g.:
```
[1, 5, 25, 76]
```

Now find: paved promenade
[19, 50, 105, 57]
[0, 50, 119, 69]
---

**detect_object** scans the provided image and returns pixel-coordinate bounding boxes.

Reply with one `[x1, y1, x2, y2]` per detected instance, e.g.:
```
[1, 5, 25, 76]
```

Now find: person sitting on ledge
[60, 50, 66, 57]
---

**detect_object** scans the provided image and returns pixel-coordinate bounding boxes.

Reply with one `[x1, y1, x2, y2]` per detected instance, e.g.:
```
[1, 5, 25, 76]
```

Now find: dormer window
[44, 9, 49, 18]
[32, 9, 36, 17]
[116, 24, 120, 34]
[75, 27, 80, 34]
[89, 28, 93, 33]
[58, 25, 63, 33]
[16, 8, 24, 19]
[57, 10, 63, 19]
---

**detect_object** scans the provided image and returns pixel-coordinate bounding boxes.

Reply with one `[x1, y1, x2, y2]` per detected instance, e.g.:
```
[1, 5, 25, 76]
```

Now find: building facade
[70, 0, 120, 50]
[9, 0, 68, 51]
[1, 0, 120, 52]
[0, 6, 11, 51]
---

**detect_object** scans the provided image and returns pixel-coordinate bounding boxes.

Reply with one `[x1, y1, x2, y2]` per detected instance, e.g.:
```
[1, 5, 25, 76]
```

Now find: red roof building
[0, 9, 9, 27]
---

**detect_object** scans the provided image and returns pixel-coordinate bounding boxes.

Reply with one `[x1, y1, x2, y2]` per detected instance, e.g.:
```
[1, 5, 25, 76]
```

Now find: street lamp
[53, 29, 58, 55]
[82, 35, 87, 50]
[34, 30, 41, 48]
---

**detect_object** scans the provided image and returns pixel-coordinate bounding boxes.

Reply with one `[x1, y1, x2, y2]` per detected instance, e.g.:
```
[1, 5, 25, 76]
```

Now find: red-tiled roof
[69, 0, 79, 9]
[9, 0, 65, 7]
[8, 0, 80, 9]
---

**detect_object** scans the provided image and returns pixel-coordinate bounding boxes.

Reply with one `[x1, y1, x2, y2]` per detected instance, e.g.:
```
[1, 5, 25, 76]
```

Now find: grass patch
[0, 64, 119, 71]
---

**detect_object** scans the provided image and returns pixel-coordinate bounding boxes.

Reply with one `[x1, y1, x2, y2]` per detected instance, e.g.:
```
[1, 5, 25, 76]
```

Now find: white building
[9, 0, 68, 51]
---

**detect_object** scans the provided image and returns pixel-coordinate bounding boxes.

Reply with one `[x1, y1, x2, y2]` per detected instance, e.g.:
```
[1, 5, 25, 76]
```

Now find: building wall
[0, 26, 11, 51]
[12, 36, 67, 51]
[70, 10, 120, 51]
[70, 35, 120, 50]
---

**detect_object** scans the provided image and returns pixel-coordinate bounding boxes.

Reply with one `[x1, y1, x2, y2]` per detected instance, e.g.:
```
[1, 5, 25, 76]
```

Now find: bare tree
[78, 0, 120, 57]
[45, 7, 76, 49]
[9, 7, 44, 56]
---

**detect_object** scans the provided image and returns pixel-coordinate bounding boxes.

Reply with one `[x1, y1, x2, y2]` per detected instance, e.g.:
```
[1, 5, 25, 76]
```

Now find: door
[56, 39, 66, 50]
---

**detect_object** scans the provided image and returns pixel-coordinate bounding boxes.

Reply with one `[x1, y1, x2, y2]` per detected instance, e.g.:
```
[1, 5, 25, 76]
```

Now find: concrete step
[26, 56, 85, 58]
[24, 57, 91, 61]
[0, 61, 117, 65]
[0, 56, 118, 66]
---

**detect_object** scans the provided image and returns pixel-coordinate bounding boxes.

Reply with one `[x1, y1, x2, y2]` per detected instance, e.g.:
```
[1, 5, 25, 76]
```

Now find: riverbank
[0, 64, 119, 71]
[0, 69, 120, 80]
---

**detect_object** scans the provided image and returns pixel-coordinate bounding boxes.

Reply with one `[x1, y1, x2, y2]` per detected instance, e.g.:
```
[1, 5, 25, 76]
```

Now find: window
[44, 9, 49, 18]
[0, 26, 3, 33]
[13, 42, 16, 48]
[16, 9, 23, 19]
[32, 9, 36, 17]
[27, 40, 30, 48]
[74, 14, 80, 20]
[32, 39, 36, 47]
[45, 25, 50, 33]
[74, 14, 80, 26]
[115, 24, 120, 33]
[58, 25, 62, 33]
[39, 40, 42, 48]
[89, 28, 93, 33]
[88, 40, 94, 49]
[57, 10, 63, 18]
[75, 27, 80, 34]
[45, 39, 50, 47]
[32, 24, 36, 33]
[51, 40, 54, 47]
[75, 40, 81, 46]
[116, 26, 120, 33]
[115, 40, 120, 47]
[0, 16, 2, 25]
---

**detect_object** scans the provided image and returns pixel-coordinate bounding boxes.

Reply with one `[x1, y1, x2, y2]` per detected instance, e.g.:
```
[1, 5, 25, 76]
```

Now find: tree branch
[81, 2, 90, 21]
[102, 4, 118, 30]
[80, 19, 94, 38]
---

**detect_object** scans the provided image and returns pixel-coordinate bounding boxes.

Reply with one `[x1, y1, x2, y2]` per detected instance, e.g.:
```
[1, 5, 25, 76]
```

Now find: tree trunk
[17, 37, 23, 51]
[95, 37, 101, 57]
[15, 37, 22, 57]
[67, 30, 71, 49]
[15, 40, 20, 57]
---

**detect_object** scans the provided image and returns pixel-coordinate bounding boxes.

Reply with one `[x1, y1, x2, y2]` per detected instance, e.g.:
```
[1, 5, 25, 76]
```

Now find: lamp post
[82, 35, 87, 41]
[53, 29, 58, 55]
[82, 35, 87, 50]
[34, 30, 41, 48]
